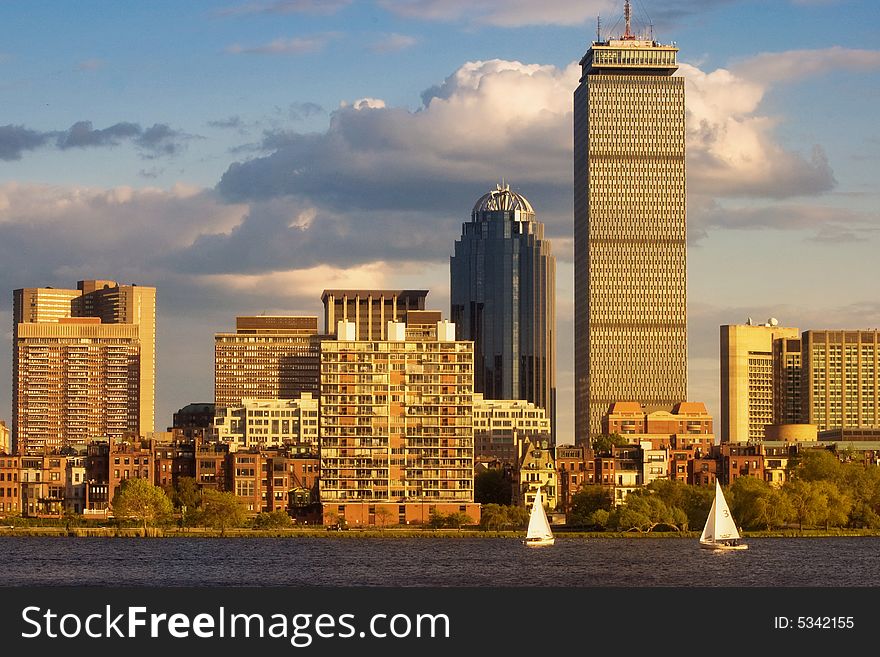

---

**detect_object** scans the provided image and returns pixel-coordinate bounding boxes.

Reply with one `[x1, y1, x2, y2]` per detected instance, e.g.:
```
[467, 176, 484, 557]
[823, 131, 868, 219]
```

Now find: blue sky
[1, 0, 879, 442]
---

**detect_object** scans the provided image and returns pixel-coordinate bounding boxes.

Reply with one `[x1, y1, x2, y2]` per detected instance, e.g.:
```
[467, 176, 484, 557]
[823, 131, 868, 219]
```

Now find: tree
[814, 480, 851, 530]
[590, 433, 628, 455]
[373, 507, 394, 529]
[173, 476, 202, 527]
[252, 510, 294, 530]
[479, 504, 508, 531]
[427, 510, 447, 529]
[783, 479, 826, 530]
[474, 469, 512, 505]
[445, 511, 471, 529]
[112, 478, 174, 537]
[568, 485, 613, 526]
[201, 489, 246, 536]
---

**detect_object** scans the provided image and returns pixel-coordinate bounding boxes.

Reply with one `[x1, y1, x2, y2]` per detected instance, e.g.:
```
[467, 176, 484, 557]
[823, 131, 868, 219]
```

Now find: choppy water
[2, 536, 879, 587]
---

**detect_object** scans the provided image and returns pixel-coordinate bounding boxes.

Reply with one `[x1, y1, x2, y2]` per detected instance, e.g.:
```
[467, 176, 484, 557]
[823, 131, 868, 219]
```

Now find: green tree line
[568, 450, 880, 532]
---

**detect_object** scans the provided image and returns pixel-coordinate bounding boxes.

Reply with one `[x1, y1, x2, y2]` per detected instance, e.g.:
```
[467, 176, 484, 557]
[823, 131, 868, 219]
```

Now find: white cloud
[218, 0, 351, 16]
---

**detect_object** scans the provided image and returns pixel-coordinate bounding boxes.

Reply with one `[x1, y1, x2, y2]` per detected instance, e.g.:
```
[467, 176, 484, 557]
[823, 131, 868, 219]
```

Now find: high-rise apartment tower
[13, 280, 156, 453]
[451, 185, 556, 439]
[574, 2, 688, 441]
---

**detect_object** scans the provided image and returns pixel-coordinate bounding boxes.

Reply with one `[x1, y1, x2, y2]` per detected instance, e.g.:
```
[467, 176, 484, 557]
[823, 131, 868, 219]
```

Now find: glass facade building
[450, 185, 556, 440]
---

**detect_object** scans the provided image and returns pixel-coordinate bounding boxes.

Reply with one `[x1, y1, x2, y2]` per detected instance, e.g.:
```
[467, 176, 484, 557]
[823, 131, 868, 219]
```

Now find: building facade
[802, 330, 880, 431]
[574, 13, 687, 442]
[472, 393, 552, 464]
[214, 316, 322, 413]
[14, 319, 141, 453]
[321, 289, 428, 341]
[13, 279, 156, 452]
[319, 316, 479, 524]
[773, 336, 803, 425]
[450, 185, 556, 438]
[720, 321, 799, 443]
[215, 395, 319, 452]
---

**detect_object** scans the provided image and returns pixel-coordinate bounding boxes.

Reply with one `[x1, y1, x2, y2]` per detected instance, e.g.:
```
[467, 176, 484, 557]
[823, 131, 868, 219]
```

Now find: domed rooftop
[472, 184, 535, 218]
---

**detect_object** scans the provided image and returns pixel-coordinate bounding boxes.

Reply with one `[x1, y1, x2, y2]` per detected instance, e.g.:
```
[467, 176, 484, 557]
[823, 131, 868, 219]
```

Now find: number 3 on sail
[700, 480, 748, 551]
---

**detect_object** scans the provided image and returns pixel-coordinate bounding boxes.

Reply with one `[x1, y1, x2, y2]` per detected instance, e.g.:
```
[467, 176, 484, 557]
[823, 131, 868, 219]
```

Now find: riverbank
[3, 526, 880, 539]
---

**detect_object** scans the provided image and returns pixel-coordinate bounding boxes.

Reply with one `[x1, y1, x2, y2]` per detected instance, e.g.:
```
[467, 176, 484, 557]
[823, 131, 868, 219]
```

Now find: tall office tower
[214, 316, 322, 413]
[321, 289, 428, 340]
[802, 330, 880, 431]
[720, 320, 799, 443]
[773, 336, 803, 425]
[13, 279, 156, 453]
[451, 184, 557, 440]
[319, 314, 477, 522]
[574, 2, 688, 442]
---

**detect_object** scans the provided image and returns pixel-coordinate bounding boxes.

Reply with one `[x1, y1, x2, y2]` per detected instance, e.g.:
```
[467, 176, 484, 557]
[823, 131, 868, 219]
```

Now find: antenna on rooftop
[624, 0, 633, 39]
[597, 14, 601, 43]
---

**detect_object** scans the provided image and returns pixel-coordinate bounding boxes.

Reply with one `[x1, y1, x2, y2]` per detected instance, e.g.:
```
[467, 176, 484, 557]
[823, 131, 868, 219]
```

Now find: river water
[2, 536, 878, 587]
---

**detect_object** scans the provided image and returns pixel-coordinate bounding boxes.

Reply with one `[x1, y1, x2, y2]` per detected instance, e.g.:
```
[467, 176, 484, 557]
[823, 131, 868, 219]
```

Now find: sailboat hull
[523, 536, 555, 548]
[700, 540, 748, 551]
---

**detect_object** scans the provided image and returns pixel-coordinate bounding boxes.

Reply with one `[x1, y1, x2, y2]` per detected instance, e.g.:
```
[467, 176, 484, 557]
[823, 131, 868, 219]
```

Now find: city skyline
[1, 1, 878, 442]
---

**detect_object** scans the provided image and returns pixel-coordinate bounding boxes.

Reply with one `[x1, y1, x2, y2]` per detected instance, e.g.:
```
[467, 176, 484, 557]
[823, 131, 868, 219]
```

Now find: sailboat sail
[526, 488, 552, 540]
[701, 480, 741, 542]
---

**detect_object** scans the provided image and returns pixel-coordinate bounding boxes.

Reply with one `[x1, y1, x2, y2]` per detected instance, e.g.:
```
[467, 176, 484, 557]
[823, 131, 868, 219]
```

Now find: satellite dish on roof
[769, 317, 779, 326]
[746, 317, 753, 326]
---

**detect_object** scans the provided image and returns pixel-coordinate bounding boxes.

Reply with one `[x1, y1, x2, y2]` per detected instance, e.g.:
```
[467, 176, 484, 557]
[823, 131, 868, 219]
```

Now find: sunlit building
[13, 279, 156, 453]
[319, 315, 480, 526]
[215, 394, 319, 453]
[574, 4, 687, 441]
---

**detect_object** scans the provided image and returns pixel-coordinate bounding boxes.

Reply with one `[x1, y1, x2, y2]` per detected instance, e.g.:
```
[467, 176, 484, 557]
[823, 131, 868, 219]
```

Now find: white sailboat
[523, 486, 555, 548]
[700, 480, 748, 551]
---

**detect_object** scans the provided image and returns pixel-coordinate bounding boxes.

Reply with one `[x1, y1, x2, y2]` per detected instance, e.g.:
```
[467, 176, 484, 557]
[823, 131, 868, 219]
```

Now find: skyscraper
[13, 279, 156, 453]
[574, 3, 687, 441]
[450, 184, 556, 438]
[802, 330, 880, 431]
[720, 320, 799, 443]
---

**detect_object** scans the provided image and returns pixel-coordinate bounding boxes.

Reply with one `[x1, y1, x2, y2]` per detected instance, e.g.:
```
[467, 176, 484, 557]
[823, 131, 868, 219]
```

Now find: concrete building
[720, 320, 800, 443]
[214, 316, 323, 413]
[15, 319, 142, 453]
[13, 279, 156, 453]
[574, 8, 688, 442]
[472, 393, 551, 464]
[321, 289, 428, 341]
[802, 330, 880, 431]
[215, 395, 319, 452]
[773, 336, 803, 425]
[451, 185, 556, 438]
[319, 315, 479, 525]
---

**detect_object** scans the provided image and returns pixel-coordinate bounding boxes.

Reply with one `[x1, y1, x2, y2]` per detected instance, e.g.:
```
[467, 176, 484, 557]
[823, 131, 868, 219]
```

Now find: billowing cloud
[226, 33, 340, 55]
[214, 52, 863, 263]
[0, 183, 246, 288]
[369, 33, 418, 53]
[679, 62, 836, 198]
